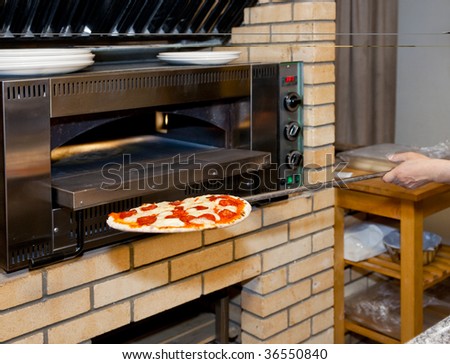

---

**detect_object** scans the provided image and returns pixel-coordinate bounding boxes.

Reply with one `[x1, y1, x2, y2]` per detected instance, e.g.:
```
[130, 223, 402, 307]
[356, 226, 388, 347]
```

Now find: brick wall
[0, 1, 336, 344]
[223, 0, 336, 343]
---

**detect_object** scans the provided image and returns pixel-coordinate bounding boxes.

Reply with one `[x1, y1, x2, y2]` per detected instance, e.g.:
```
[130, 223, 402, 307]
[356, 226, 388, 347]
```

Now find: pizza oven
[0, 1, 304, 272]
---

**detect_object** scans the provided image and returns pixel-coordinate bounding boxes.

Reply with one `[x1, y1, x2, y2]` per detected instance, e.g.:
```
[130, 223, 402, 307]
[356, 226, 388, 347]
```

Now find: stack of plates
[157, 51, 241, 66]
[0, 48, 95, 76]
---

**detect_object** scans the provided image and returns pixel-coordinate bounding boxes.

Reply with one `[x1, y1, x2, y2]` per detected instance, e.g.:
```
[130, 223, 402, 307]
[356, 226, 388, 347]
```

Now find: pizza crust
[106, 195, 251, 233]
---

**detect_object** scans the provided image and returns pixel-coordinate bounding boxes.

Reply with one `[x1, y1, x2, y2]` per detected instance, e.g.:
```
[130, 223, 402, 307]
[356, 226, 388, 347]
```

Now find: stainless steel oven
[0, 1, 304, 272]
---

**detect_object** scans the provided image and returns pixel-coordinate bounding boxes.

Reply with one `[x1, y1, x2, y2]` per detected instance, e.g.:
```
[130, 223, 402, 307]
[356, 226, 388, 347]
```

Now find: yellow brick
[312, 228, 334, 252]
[305, 327, 334, 344]
[303, 167, 333, 185]
[231, 25, 271, 44]
[262, 194, 312, 226]
[204, 208, 262, 245]
[313, 187, 335, 210]
[303, 145, 335, 169]
[234, 225, 288, 259]
[294, 2, 336, 21]
[289, 290, 333, 326]
[272, 23, 314, 43]
[304, 84, 335, 107]
[241, 279, 311, 317]
[48, 302, 130, 344]
[243, 7, 251, 24]
[0, 288, 90, 342]
[171, 242, 233, 281]
[312, 269, 334, 294]
[289, 208, 334, 240]
[304, 63, 335, 85]
[133, 232, 202, 267]
[244, 267, 287, 295]
[11, 332, 44, 344]
[93, 262, 168, 308]
[304, 124, 335, 148]
[272, 22, 335, 43]
[241, 310, 288, 340]
[46, 245, 130, 294]
[133, 277, 202, 322]
[313, 22, 336, 41]
[304, 104, 335, 127]
[203, 256, 261, 295]
[312, 307, 334, 335]
[249, 45, 291, 63]
[262, 236, 311, 272]
[292, 43, 336, 63]
[249, 4, 292, 24]
[289, 249, 334, 283]
[0, 270, 42, 310]
[242, 320, 311, 344]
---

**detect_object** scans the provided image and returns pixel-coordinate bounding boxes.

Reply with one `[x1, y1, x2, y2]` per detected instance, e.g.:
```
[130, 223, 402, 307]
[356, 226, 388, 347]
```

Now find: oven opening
[91, 288, 240, 344]
[50, 99, 270, 212]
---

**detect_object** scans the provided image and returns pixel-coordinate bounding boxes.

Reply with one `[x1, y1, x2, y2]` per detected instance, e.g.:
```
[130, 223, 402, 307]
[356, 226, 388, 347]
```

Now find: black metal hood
[0, 0, 258, 47]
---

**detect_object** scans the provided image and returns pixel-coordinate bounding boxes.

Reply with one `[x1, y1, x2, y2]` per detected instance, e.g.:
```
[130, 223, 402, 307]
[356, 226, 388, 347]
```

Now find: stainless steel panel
[0, 80, 52, 270]
[49, 64, 251, 117]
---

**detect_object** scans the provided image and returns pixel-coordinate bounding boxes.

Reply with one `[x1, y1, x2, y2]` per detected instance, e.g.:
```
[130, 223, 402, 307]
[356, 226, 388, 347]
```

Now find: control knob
[286, 150, 303, 169]
[284, 92, 303, 112]
[284, 121, 301, 141]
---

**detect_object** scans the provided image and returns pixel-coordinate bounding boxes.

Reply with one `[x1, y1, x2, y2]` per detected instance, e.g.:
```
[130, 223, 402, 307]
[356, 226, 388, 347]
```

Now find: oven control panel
[279, 62, 304, 189]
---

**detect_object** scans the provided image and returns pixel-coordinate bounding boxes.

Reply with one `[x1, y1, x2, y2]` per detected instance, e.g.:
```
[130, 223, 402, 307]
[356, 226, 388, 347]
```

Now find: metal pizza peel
[243, 171, 386, 204]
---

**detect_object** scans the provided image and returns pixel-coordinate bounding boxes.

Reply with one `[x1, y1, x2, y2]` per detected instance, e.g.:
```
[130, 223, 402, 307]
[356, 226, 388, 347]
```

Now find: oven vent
[184, 182, 222, 197]
[0, 0, 258, 45]
[10, 241, 52, 266]
[5, 83, 47, 100]
[82, 197, 143, 239]
[52, 69, 250, 97]
[252, 65, 278, 80]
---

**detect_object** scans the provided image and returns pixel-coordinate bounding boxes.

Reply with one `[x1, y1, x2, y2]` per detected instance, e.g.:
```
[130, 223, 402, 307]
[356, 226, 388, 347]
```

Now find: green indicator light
[295, 175, 301, 183]
[287, 176, 294, 185]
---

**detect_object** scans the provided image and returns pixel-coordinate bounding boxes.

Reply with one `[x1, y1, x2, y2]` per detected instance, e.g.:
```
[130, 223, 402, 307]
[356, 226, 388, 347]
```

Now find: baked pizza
[107, 194, 251, 233]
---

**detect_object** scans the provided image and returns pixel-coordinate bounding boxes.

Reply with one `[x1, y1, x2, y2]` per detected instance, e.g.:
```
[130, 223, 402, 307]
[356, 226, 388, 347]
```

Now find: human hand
[382, 152, 432, 189]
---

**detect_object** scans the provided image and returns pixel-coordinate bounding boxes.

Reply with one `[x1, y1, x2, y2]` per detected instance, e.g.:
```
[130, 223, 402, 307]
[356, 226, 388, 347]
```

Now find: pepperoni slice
[137, 215, 157, 226]
[217, 209, 236, 221]
[197, 213, 217, 221]
[169, 200, 182, 206]
[194, 206, 208, 210]
[219, 198, 239, 207]
[118, 210, 137, 219]
[141, 204, 157, 211]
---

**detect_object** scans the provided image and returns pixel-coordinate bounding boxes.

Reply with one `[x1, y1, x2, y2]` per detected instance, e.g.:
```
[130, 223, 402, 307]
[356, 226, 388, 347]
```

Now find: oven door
[51, 135, 271, 210]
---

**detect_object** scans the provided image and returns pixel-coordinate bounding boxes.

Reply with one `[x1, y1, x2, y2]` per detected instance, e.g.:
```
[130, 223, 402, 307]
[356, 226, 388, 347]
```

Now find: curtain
[335, 0, 398, 147]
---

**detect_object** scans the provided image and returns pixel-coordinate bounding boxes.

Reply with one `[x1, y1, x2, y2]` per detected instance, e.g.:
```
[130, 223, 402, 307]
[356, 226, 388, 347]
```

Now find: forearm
[432, 159, 450, 184]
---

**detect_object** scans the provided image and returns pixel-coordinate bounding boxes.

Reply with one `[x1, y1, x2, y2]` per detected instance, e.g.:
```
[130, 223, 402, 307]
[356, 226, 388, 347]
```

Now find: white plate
[0, 48, 92, 57]
[0, 53, 95, 64]
[0, 60, 94, 76]
[157, 54, 240, 66]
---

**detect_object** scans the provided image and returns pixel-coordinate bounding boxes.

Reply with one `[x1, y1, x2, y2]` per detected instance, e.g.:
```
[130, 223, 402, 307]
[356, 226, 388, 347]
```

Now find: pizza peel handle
[243, 171, 386, 204]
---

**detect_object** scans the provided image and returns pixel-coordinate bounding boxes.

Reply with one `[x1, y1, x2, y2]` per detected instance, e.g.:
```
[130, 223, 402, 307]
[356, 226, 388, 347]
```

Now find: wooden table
[334, 170, 450, 343]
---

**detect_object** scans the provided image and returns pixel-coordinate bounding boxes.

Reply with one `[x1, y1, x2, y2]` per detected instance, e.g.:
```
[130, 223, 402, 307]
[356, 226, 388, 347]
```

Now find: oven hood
[0, 0, 258, 48]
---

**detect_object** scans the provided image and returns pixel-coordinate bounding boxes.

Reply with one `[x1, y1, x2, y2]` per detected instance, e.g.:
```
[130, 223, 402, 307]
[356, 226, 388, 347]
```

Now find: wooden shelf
[334, 171, 450, 343]
[345, 245, 450, 289]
